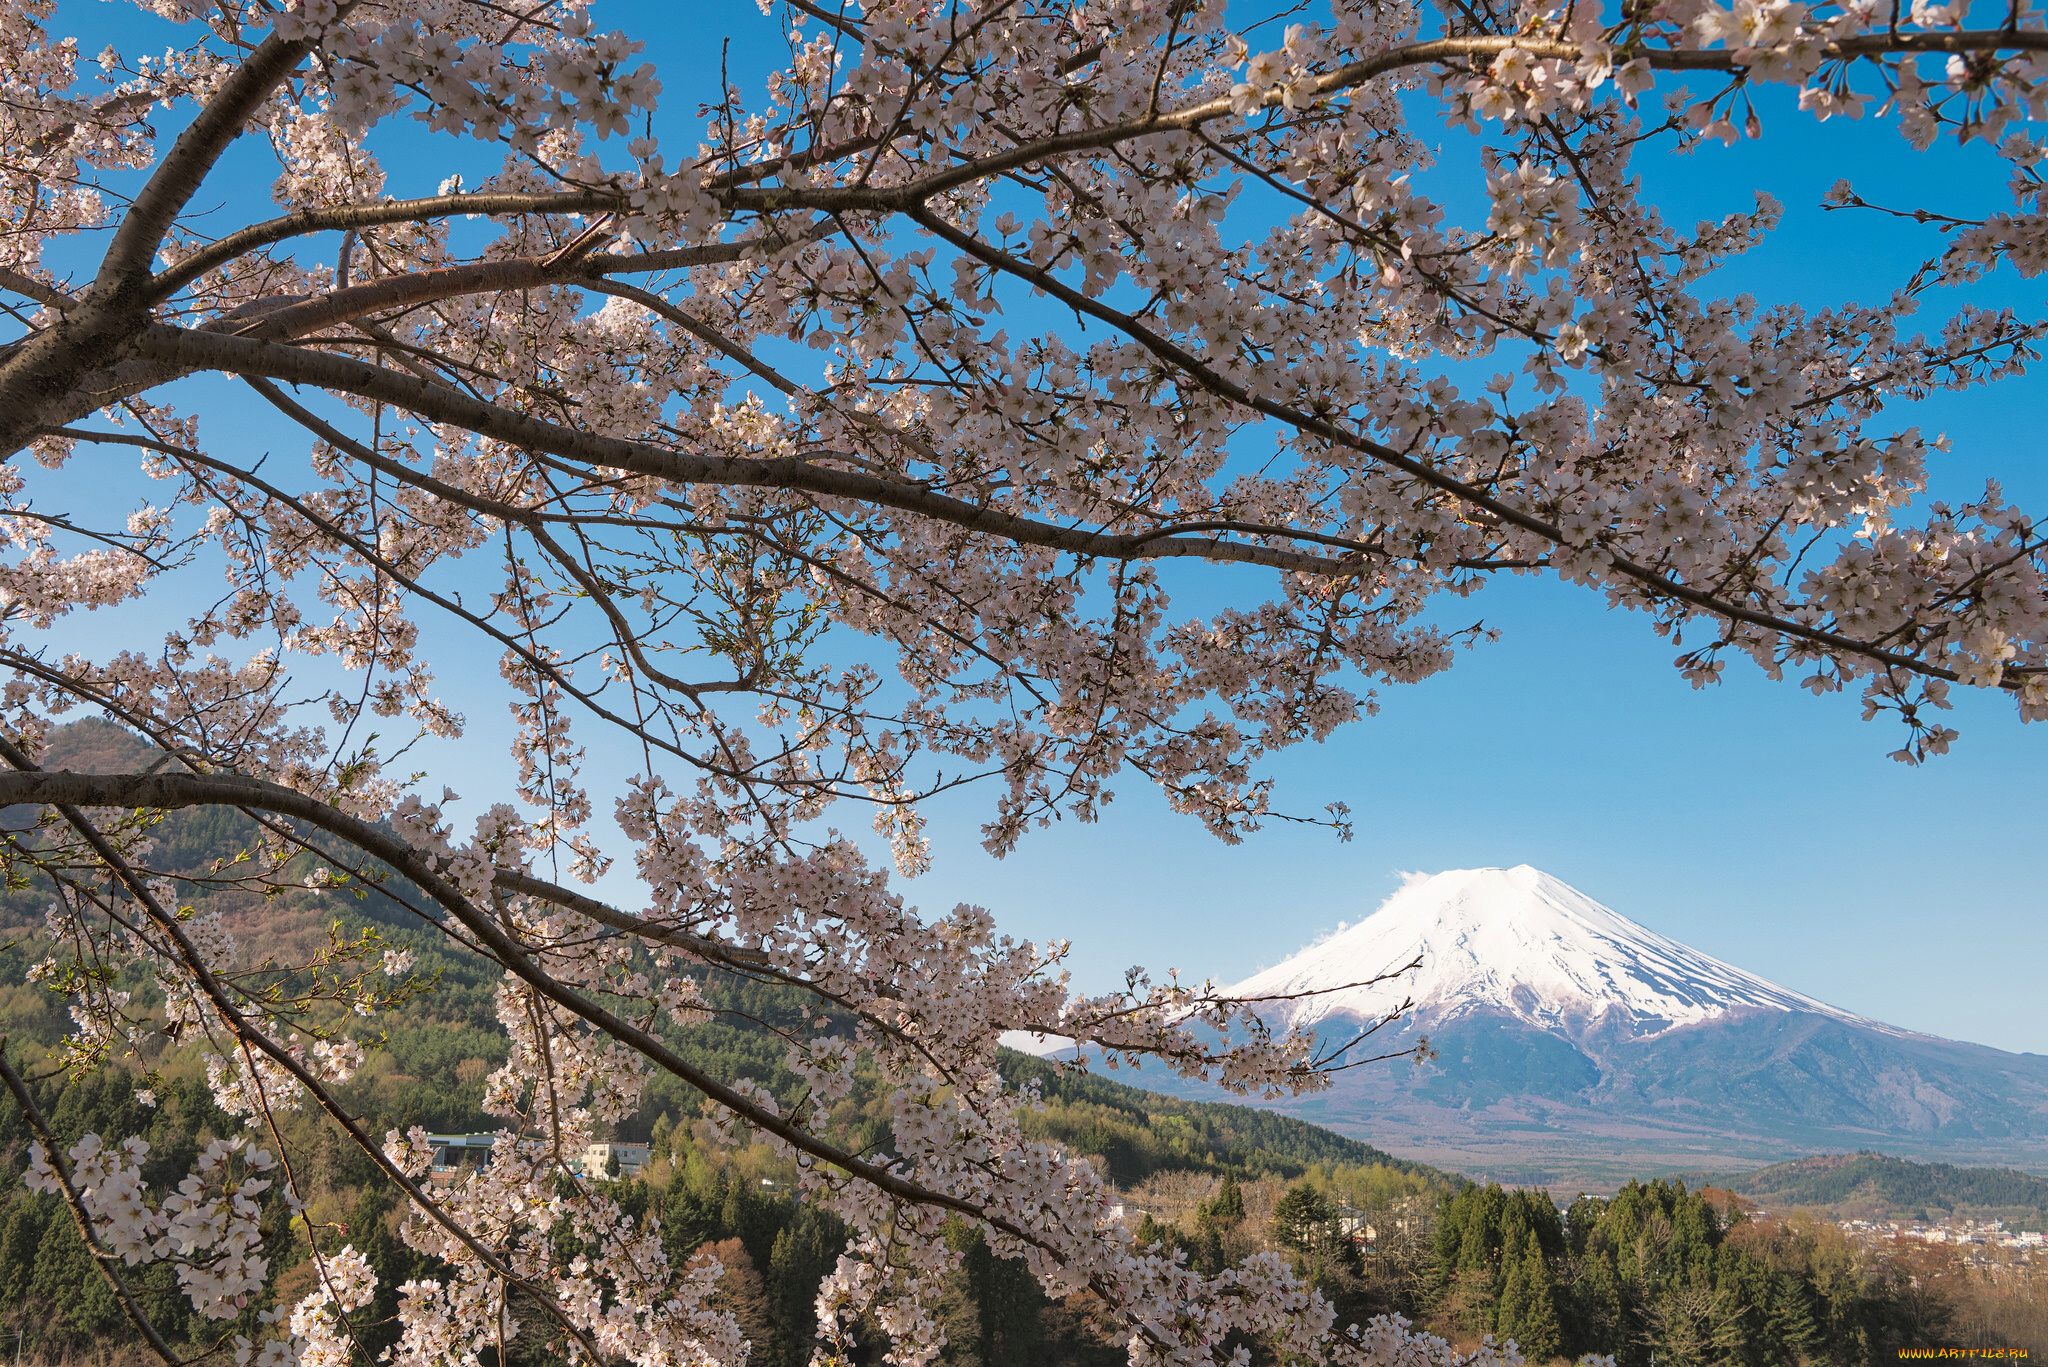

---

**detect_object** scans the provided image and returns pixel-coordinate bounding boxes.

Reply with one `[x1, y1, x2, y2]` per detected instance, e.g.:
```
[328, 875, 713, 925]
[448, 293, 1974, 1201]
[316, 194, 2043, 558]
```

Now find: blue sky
[30, 1, 2048, 1054]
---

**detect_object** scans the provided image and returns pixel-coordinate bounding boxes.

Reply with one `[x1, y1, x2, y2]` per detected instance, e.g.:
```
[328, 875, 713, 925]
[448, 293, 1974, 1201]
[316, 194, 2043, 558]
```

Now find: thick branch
[100, 31, 314, 288]
[151, 189, 625, 300]
[0, 268, 76, 311]
[127, 323, 1368, 576]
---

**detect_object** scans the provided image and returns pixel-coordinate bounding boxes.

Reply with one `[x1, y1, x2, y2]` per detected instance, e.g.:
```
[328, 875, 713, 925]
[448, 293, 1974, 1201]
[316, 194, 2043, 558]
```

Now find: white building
[579, 1142, 652, 1179]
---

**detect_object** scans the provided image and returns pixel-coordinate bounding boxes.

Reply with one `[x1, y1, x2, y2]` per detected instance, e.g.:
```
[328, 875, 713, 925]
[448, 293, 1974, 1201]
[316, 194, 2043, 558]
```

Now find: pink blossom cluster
[27, 1135, 280, 1324]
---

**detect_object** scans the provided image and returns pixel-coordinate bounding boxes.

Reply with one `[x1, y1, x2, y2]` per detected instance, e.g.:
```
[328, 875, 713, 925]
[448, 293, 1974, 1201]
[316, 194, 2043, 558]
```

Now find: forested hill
[997, 1052, 1435, 1182]
[1728, 1151, 2048, 1228]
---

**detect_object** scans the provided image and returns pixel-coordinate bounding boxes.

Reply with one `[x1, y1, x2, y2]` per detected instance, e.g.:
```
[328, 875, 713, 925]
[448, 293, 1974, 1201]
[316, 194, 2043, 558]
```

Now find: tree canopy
[0, 0, 2043, 1362]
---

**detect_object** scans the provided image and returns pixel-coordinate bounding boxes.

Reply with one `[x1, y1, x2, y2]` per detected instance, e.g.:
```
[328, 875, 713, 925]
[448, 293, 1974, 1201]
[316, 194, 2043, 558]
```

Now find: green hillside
[1728, 1151, 2048, 1230]
[998, 1052, 1441, 1185]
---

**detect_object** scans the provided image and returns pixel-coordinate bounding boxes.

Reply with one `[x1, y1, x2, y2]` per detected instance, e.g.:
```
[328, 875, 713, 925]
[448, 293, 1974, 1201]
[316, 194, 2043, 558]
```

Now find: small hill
[1728, 1151, 2048, 1230]
[997, 1051, 1448, 1187]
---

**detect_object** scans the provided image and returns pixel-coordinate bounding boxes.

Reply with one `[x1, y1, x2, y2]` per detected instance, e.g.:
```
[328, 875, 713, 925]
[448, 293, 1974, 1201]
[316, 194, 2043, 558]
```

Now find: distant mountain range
[1019, 866, 2048, 1184]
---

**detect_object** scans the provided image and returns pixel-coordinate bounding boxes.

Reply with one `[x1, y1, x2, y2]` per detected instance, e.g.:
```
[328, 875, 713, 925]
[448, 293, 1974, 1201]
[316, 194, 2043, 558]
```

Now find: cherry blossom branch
[0, 743, 622, 1367]
[0, 768, 1117, 1260]
[720, 31, 2048, 216]
[126, 323, 1373, 577]
[0, 1048, 189, 1367]
[903, 207, 2042, 695]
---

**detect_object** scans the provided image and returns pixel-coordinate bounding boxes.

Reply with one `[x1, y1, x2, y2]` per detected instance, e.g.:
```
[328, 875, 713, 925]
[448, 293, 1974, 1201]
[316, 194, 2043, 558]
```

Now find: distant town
[1833, 1214, 2048, 1258]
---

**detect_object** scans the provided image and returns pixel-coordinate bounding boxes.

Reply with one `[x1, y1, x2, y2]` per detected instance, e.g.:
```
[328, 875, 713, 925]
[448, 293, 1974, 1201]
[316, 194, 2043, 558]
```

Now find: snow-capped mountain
[1227, 865, 1877, 1041]
[1094, 867, 2048, 1178]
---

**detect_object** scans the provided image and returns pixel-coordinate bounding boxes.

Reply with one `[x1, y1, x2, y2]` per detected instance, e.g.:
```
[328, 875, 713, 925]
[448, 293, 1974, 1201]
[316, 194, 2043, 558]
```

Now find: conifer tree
[1768, 1271, 1823, 1363]
[1510, 1230, 1563, 1362]
[1492, 1238, 1529, 1348]
[346, 1187, 415, 1365]
[1274, 1183, 1336, 1255]
[0, 1201, 44, 1312]
[1568, 1253, 1626, 1360]
[766, 1209, 843, 1367]
[1203, 1174, 1246, 1227]
[960, 1228, 1046, 1367]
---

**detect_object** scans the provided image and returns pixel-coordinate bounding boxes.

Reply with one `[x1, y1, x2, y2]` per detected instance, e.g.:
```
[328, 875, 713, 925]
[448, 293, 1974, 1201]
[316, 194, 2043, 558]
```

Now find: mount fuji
[1035, 867, 2048, 1181]
[1227, 865, 1882, 1043]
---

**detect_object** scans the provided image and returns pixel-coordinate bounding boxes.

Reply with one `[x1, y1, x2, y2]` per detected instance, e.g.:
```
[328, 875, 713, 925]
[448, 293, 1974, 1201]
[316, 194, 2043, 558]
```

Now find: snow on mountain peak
[1226, 865, 1864, 1038]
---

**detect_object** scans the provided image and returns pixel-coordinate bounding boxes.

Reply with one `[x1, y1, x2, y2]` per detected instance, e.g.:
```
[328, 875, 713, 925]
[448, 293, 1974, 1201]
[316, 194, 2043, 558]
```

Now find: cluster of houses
[1833, 1215, 2048, 1258]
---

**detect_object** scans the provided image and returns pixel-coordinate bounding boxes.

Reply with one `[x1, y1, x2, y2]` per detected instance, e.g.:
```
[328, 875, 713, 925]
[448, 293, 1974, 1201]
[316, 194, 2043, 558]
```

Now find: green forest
[1420, 1179, 1958, 1365]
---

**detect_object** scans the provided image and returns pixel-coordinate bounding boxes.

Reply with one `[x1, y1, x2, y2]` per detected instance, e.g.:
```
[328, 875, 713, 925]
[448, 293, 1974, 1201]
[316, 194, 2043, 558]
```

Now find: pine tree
[766, 1207, 844, 1367]
[1511, 1231, 1562, 1361]
[1567, 1252, 1625, 1359]
[1204, 1174, 1245, 1227]
[349, 1187, 414, 1365]
[1767, 1270, 1822, 1363]
[717, 1174, 783, 1272]
[1493, 1238, 1529, 1347]
[960, 1228, 1045, 1366]
[1192, 1222, 1225, 1276]
[0, 1198, 46, 1311]
[1273, 1183, 1338, 1256]
[660, 1174, 720, 1268]
[27, 1215, 122, 1345]
[1458, 1185, 1507, 1274]
[1193, 1174, 1243, 1276]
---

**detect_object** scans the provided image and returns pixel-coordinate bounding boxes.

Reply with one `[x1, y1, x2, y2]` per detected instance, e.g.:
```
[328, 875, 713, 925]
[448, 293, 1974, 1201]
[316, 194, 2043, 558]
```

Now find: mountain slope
[1131, 867, 2048, 1182]
[1231, 865, 1876, 1038]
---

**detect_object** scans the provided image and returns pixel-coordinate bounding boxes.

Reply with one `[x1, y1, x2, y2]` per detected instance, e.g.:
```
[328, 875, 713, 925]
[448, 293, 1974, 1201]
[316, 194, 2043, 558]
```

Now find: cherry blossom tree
[0, 0, 2042, 1361]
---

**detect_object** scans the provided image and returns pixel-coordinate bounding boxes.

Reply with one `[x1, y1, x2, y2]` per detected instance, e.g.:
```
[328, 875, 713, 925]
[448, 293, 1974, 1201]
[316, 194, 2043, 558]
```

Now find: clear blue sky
[33, 1, 2048, 1054]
